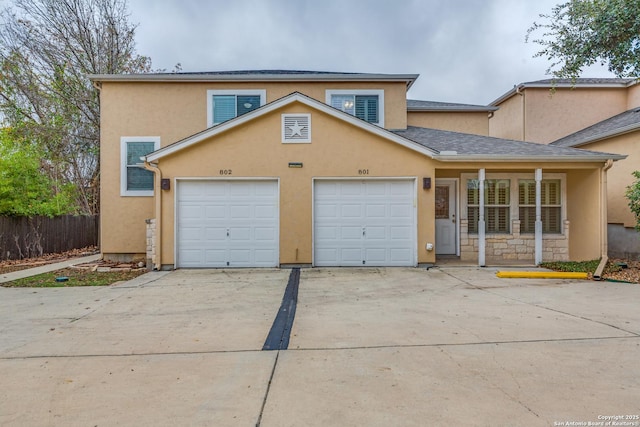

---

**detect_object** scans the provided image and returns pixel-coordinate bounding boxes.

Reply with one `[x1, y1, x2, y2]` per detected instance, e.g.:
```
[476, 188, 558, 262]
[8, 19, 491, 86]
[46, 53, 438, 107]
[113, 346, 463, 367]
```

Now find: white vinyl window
[519, 179, 562, 234]
[325, 89, 384, 126]
[120, 137, 160, 197]
[467, 179, 511, 234]
[207, 90, 266, 126]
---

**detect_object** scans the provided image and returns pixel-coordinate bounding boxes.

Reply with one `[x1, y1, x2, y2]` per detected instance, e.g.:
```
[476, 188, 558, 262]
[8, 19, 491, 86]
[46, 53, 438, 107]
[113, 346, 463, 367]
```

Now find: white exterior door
[435, 179, 457, 255]
[176, 180, 279, 268]
[314, 179, 416, 266]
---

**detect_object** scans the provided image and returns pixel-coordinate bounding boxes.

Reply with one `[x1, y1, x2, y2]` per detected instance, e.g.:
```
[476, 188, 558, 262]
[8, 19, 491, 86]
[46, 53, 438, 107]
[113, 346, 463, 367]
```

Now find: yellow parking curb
[496, 271, 588, 279]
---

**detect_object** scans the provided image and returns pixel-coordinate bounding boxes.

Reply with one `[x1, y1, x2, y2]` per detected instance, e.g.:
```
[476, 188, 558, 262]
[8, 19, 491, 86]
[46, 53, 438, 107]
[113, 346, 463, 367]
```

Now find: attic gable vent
[282, 113, 311, 143]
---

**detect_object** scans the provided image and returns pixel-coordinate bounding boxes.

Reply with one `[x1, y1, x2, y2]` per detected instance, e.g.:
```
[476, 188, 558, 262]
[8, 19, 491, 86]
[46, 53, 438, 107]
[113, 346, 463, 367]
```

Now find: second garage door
[314, 179, 416, 266]
[176, 180, 279, 268]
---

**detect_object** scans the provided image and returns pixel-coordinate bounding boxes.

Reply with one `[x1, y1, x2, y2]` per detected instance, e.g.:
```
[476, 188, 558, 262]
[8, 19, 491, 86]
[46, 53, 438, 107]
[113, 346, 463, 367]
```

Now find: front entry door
[435, 180, 457, 255]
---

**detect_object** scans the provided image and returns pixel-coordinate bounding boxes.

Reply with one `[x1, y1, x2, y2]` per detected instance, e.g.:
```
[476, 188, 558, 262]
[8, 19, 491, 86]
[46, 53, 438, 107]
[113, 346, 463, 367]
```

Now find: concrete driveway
[1, 267, 639, 426]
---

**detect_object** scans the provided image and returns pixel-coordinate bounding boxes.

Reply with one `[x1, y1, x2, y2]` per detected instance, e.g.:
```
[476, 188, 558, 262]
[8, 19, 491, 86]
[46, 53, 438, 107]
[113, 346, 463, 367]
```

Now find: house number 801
[219, 169, 232, 175]
[358, 169, 369, 175]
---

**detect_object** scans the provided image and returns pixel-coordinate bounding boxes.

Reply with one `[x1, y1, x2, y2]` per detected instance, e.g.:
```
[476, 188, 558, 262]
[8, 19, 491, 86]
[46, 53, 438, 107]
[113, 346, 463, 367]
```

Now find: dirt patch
[603, 259, 640, 283]
[0, 246, 99, 274]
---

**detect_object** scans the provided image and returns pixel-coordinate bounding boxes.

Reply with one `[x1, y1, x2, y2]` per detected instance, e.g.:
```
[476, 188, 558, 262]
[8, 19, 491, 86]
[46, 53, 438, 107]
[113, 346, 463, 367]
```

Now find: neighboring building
[490, 78, 640, 258]
[91, 71, 624, 269]
[407, 100, 496, 135]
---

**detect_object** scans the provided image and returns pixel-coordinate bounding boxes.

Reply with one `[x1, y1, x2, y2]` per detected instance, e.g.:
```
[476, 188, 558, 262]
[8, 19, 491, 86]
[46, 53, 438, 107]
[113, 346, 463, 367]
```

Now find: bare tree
[0, 0, 152, 214]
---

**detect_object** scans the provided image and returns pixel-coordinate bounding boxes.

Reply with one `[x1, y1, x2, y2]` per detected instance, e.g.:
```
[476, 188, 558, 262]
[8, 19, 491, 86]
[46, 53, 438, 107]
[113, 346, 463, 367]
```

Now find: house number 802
[219, 169, 232, 175]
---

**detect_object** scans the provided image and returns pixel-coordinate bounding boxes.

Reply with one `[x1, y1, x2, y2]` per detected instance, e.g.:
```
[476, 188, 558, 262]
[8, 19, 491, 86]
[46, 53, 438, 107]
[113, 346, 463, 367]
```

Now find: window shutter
[213, 95, 236, 124]
[355, 95, 378, 123]
[282, 114, 311, 143]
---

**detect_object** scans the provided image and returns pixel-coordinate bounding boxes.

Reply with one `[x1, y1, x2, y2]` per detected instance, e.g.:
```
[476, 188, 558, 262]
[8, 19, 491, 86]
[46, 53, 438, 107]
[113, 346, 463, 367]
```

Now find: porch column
[535, 168, 542, 265]
[478, 168, 486, 267]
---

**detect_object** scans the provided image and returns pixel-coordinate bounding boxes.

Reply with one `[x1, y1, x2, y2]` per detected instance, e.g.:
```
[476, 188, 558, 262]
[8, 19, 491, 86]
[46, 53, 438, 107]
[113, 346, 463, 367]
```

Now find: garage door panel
[180, 205, 204, 219]
[390, 248, 413, 263]
[255, 205, 277, 218]
[366, 226, 386, 239]
[315, 226, 337, 240]
[204, 227, 226, 240]
[340, 182, 362, 196]
[364, 248, 387, 262]
[205, 249, 226, 263]
[205, 205, 226, 219]
[341, 226, 363, 240]
[177, 180, 278, 268]
[340, 248, 363, 263]
[366, 204, 386, 218]
[341, 204, 361, 217]
[390, 225, 411, 239]
[365, 182, 386, 196]
[230, 205, 251, 218]
[314, 180, 415, 267]
[390, 204, 412, 218]
[255, 227, 276, 241]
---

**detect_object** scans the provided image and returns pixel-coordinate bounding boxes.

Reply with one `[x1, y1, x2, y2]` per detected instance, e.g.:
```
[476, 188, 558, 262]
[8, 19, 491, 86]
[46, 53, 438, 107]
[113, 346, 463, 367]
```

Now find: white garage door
[314, 179, 416, 266]
[176, 180, 279, 268]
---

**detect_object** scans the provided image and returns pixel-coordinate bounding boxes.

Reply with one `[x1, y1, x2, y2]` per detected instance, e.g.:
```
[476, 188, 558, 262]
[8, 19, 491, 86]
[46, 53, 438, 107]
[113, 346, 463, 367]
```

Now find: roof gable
[145, 92, 438, 162]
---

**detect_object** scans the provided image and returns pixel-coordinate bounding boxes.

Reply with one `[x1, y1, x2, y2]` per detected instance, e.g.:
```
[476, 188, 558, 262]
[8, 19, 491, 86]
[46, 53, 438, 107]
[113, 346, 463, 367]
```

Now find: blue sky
[128, 0, 614, 105]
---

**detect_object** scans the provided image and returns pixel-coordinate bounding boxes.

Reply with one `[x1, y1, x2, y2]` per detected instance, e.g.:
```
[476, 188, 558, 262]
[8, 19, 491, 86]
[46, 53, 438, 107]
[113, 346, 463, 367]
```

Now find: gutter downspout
[594, 159, 614, 280]
[144, 161, 162, 270]
[515, 85, 525, 141]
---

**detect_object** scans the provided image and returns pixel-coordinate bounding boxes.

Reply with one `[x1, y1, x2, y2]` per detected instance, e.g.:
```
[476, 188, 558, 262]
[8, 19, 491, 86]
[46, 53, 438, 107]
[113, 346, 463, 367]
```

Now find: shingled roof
[393, 126, 625, 161]
[407, 99, 497, 112]
[551, 108, 640, 148]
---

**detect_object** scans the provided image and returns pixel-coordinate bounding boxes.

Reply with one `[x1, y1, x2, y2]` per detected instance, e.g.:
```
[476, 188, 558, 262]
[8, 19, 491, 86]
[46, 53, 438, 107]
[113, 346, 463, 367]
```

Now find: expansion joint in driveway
[262, 267, 300, 351]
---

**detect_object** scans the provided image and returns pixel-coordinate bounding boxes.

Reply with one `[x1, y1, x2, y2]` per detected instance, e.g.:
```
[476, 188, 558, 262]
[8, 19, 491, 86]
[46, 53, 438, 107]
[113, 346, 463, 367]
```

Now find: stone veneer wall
[460, 219, 570, 263]
[145, 218, 156, 270]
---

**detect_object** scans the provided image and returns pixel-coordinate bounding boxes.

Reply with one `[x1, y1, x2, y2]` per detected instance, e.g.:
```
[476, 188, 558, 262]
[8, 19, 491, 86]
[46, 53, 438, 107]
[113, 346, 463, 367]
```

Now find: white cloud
[127, 0, 615, 105]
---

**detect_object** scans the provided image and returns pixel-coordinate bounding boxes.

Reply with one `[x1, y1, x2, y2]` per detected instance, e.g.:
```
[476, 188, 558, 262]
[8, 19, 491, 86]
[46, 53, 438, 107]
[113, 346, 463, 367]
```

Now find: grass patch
[540, 259, 622, 275]
[2, 267, 146, 288]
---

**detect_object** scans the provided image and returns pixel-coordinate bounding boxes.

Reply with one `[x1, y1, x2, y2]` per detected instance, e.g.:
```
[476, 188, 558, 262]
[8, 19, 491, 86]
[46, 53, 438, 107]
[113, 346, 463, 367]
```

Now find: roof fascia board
[490, 81, 631, 106]
[408, 106, 498, 112]
[89, 73, 419, 88]
[432, 154, 627, 162]
[146, 93, 437, 162]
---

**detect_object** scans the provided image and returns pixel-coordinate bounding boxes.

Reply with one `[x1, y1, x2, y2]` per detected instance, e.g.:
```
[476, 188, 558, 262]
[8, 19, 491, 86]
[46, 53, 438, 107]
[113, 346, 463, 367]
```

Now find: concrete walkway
[0, 254, 102, 284]
[1, 267, 638, 426]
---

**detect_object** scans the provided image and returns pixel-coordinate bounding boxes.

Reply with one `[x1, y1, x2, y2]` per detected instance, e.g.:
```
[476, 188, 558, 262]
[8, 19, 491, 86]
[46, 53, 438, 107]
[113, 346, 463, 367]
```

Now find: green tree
[0, 0, 153, 215]
[626, 171, 640, 231]
[528, 0, 640, 79]
[0, 128, 77, 216]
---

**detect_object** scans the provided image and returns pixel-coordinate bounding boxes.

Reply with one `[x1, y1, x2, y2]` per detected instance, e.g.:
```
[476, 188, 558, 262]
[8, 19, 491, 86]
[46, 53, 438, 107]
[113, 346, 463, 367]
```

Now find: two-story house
[490, 78, 640, 258]
[90, 71, 624, 269]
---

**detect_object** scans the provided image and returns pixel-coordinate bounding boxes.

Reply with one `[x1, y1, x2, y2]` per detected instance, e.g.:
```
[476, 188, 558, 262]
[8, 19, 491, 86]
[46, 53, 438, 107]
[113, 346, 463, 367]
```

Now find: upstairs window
[207, 90, 266, 126]
[326, 90, 384, 126]
[121, 137, 160, 197]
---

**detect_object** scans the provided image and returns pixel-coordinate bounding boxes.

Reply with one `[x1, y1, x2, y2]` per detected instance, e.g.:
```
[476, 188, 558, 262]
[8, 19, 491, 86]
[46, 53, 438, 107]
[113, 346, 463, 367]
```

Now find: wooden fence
[0, 215, 99, 260]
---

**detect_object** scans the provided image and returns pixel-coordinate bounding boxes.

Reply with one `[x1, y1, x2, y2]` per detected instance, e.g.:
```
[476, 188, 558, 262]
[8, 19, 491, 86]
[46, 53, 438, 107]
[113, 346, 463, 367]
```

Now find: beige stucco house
[490, 78, 640, 258]
[91, 71, 624, 269]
